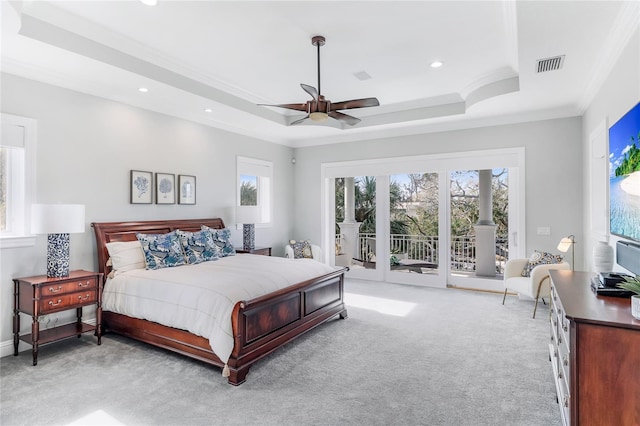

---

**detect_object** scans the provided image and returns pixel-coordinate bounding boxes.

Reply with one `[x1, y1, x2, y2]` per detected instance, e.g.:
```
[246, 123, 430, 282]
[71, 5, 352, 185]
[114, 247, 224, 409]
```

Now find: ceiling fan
[260, 35, 379, 126]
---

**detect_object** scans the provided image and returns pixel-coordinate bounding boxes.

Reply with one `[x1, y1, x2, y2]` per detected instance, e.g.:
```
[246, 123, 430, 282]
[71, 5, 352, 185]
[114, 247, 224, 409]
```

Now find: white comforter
[102, 254, 337, 365]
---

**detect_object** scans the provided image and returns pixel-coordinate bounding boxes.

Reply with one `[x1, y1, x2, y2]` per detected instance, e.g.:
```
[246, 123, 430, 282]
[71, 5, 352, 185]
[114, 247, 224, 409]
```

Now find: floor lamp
[32, 204, 85, 278]
[557, 235, 576, 271]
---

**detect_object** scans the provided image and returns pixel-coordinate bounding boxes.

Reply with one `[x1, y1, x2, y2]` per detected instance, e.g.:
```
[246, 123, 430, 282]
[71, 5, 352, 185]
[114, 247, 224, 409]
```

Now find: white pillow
[106, 240, 146, 275]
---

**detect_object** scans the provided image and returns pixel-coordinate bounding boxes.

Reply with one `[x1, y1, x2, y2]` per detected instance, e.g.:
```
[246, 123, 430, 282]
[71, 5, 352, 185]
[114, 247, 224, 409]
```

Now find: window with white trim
[237, 156, 272, 225]
[0, 113, 36, 248]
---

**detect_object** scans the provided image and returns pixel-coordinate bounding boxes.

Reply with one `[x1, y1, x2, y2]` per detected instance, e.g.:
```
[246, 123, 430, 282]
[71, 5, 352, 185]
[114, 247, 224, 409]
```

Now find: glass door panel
[448, 169, 509, 290]
[387, 173, 443, 286]
[334, 176, 381, 280]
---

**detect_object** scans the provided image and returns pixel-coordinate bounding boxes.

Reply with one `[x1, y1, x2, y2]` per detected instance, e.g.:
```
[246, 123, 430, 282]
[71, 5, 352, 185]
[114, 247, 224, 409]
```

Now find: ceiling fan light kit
[260, 35, 379, 127]
[309, 112, 329, 122]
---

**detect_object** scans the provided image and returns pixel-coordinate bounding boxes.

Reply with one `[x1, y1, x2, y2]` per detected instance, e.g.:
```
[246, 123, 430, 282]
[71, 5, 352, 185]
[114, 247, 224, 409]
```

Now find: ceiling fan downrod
[312, 35, 325, 96]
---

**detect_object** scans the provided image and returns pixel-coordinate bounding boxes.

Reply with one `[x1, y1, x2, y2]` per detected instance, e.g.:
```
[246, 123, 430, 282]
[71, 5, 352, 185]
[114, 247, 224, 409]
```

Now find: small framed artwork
[178, 175, 196, 205]
[130, 170, 153, 204]
[155, 173, 175, 204]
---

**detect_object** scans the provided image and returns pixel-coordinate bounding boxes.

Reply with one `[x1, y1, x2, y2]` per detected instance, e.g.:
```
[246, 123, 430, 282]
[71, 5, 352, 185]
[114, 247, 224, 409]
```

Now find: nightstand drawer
[39, 291, 97, 314]
[40, 277, 97, 296]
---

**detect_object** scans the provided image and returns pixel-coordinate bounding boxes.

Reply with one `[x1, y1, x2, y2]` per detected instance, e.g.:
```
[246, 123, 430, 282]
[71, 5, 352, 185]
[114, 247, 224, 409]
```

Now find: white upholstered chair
[502, 258, 570, 318]
[284, 243, 321, 261]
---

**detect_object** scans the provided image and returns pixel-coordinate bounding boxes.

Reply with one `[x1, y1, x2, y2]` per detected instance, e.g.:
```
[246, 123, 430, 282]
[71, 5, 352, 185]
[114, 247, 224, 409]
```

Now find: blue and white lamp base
[242, 224, 255, 251]
[47, 233, 71, 278]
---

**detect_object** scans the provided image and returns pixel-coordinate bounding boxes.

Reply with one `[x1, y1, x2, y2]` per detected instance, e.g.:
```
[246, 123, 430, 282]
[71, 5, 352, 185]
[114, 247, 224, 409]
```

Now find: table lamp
[236, 206, 261, 251]
[31, 204, 85, 278]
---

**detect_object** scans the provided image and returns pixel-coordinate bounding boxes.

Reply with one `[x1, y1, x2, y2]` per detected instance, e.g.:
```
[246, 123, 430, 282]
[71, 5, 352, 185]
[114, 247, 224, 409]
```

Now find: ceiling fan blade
[259, 103, 308, 112]
[328, 111, 361, 126]
[300, 84, 318, 100]
[290, 115, 310, 125]
[330, 97, 380, 111]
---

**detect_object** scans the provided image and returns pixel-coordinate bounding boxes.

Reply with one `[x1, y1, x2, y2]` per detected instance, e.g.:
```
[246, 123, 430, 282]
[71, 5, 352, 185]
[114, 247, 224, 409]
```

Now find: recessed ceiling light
[430, 61, 444, 68]
[138, 87, 149, 93]
[140, 0, 158, 6]
[204, 108, 213, 113]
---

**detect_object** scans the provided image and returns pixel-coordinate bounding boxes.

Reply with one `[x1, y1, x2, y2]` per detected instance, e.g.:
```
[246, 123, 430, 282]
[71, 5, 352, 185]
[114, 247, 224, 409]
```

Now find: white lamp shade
[236, 206, 261, 225]
[557, 236, 575, 253]
[31, 204, 85, 234]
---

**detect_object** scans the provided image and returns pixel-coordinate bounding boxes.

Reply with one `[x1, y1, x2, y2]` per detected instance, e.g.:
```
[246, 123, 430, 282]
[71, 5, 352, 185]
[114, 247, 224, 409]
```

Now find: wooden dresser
[549, 270, 640, 426]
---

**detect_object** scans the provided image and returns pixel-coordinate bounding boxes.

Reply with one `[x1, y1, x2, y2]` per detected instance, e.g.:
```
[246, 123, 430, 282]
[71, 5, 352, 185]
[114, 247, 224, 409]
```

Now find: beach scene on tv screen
[609, 102, 640, 242]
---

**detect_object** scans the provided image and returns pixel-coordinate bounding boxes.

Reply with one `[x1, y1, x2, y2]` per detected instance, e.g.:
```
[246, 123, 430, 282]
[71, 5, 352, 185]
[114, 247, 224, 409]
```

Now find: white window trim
[0, 113, 37, 249]
[236, 156, 273, 228]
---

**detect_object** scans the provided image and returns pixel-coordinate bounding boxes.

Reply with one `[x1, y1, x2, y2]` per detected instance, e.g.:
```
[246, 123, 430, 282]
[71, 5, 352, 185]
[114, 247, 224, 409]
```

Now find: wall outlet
[537, 227, 551, 236]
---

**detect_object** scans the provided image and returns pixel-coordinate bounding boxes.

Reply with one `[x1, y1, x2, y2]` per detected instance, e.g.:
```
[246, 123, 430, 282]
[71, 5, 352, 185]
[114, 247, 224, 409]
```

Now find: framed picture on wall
[178, 175, 196, 205]
[155, 173, 175, 204]
[130, 170, 153, 204]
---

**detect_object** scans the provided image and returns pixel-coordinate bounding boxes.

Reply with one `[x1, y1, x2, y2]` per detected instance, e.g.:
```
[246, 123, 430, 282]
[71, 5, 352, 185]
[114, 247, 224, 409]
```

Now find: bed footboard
[227, 268, 347, 385]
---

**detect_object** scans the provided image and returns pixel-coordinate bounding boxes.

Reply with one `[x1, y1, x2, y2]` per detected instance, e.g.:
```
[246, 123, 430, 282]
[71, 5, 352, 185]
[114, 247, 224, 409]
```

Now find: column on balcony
[474, 169, 497, 277]
[338, 177, 362, 265]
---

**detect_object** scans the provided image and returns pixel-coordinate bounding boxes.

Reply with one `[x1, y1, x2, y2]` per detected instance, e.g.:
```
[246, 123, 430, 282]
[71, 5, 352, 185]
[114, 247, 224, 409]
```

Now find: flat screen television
[609, 101, 640, 242]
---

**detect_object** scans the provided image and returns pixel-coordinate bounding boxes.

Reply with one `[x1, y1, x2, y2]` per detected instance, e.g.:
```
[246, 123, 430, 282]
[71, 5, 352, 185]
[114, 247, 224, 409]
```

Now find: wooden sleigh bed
[92, 218, 348, 385]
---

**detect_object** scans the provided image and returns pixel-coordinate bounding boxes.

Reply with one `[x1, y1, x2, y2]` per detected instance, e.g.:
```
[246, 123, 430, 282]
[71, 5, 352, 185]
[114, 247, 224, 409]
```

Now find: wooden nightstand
[236, 247, 272, 256]
[13, 270, 103, 365]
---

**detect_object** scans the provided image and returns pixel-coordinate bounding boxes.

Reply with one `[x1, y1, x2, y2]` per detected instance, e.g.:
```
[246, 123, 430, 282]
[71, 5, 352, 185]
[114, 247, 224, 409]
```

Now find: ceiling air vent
[536, 55, 565, 73]
[353, 71, 372, 81]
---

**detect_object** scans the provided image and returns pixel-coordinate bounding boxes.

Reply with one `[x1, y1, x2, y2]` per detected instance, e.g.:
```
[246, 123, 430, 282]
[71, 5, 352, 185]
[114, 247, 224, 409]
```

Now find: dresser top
[550, 270, 640, 330]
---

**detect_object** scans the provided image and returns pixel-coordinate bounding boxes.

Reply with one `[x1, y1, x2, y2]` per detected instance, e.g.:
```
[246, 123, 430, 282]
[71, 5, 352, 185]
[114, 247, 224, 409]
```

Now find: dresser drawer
[39, 291, 97, 314]
[40, 277, 97, 296]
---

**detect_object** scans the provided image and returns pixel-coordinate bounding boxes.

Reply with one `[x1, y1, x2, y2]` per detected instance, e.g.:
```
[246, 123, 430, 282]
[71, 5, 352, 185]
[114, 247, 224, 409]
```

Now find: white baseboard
[1, 318, 97, 358]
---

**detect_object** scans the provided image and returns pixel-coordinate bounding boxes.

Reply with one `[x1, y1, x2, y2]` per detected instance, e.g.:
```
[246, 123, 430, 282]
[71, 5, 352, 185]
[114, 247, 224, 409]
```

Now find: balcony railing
[337, 233, 508, 274]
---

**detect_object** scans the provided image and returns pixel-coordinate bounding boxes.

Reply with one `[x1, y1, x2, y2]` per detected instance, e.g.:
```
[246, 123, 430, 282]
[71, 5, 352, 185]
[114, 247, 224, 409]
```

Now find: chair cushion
[521, 251, 563, 277]
[505, 276, 533, 294]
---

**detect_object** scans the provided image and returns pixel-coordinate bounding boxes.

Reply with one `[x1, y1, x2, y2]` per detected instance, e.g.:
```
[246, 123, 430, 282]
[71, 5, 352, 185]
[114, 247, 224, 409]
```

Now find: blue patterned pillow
[202, 226, 236, 257]
[136, 231, 187, 270]
[175, 229, 220, 264]
[521, 250, 564, 277]
[289, 240, 313, 259]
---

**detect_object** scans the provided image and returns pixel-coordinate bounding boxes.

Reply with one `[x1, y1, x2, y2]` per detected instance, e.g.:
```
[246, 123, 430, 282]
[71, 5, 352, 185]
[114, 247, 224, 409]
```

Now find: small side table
[13, 270, 103, 365]
[236, 247, 272, 256]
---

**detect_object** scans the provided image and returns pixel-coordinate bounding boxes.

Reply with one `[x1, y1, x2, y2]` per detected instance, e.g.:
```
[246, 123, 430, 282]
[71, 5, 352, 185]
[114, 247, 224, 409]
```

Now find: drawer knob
[48, 299, 62, 307]
[563, 395, 569, 408]
[78, 294, 91, 301]
[563, 354, 569, 366]
[78, 281, 90, 288]
[48, 285, 63, 293]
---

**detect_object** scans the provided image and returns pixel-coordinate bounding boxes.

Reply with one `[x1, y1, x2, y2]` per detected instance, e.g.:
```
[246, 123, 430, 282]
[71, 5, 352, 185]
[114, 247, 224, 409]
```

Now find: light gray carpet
[1, 279, 561, 426]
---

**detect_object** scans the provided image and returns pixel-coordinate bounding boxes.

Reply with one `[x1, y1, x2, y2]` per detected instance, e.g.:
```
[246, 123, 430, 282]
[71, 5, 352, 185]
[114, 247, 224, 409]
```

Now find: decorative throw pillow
[202, 226, 236, 257]
[105, 240, 146, 274]
[175, 229, 220, 264]
[521, 250, 564, 277]
[136, 231, 187, 270]
[289, 240, 313, 259]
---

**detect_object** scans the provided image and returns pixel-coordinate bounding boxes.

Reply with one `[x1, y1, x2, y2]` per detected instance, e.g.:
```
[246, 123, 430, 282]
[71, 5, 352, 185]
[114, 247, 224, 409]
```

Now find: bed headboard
[91, 218, 225, 279]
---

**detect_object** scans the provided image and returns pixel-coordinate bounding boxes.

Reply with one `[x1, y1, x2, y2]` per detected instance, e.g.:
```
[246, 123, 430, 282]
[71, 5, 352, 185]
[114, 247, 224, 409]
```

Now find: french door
[321, 148, 525, 290]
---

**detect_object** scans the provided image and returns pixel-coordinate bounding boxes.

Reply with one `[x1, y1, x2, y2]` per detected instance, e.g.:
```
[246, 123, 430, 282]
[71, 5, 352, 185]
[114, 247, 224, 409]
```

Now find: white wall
[292, 117, 584, 268]
[582, 27, 640, 274]
[0, 73, 294, 350]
